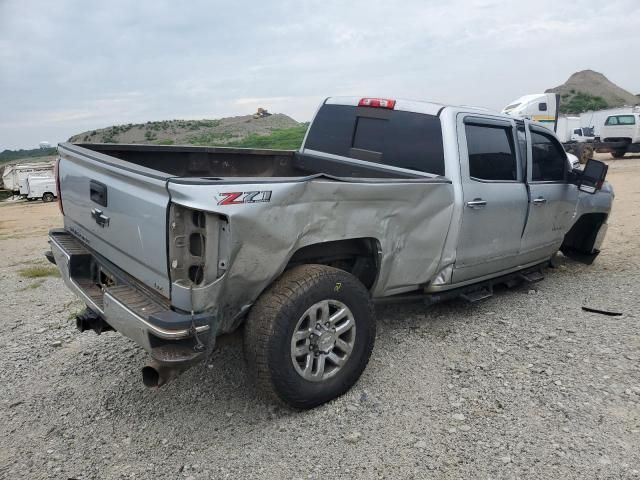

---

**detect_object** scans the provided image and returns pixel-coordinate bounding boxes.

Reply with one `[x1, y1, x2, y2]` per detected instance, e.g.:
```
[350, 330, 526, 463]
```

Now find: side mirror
[578, 159, 608, 194]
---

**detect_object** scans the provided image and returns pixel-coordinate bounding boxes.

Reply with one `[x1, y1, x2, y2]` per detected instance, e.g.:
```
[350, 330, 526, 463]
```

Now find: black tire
[42, 193, 54, 202]
[611, 149, 626, 159]
[243, 264, 376, 409]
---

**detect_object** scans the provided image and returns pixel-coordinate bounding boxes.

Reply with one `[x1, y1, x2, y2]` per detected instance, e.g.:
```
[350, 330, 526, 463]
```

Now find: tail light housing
[168, 204, 230, 287]
[54, 157, 63, 214]
[358, 97, 396, 109]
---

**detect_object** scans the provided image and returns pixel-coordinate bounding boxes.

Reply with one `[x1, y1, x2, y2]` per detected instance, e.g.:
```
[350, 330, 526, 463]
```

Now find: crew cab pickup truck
[48, 96, 613, 408]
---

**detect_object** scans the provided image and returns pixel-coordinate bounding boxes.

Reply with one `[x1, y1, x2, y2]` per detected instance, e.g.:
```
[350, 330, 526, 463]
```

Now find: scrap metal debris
[581, 306, 623, 316]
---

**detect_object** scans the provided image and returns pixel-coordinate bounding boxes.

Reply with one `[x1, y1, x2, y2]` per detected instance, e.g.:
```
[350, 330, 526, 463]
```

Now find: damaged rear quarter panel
[167, 177, 455, 333]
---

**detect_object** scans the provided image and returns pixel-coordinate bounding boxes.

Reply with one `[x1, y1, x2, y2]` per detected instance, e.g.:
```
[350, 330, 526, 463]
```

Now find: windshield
[504, 103, 521, 111]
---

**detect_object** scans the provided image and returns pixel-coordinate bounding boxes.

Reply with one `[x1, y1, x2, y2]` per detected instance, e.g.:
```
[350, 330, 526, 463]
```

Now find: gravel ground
[1, 157, 639, 480]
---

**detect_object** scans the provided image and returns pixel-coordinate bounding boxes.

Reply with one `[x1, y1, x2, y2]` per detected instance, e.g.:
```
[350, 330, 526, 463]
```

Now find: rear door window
[465, 123, 517, 181]
[304, 104, 445, 175]
[617, 115, 636, 125]
[531, 130, 567, 182]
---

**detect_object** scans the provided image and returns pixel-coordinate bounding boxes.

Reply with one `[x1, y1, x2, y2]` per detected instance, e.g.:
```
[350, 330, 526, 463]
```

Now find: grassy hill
[547, 70, 639, 114]
[70, 112, 303, 147]
[1, 119, 308, 186]
[221, 124, 308, 149]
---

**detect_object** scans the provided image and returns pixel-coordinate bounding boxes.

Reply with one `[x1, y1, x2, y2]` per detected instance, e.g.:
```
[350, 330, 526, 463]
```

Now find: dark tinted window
[539, 102, 547, 112]
[531, 130, 567, 182]
[465, 124, 517, 181]
[304, 104, 445, 175]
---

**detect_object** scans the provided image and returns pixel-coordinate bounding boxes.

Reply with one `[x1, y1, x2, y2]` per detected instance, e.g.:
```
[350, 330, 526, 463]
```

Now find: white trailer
[2, 162, 55, 194]
[555, 116, 581, 142]
[25, 175, 57, 202]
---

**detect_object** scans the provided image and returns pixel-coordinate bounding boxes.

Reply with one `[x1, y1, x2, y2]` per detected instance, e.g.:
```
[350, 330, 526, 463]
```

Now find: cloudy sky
[1, 0, 639, 150]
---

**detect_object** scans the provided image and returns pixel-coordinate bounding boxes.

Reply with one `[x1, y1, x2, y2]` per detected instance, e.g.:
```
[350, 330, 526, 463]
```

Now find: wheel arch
[285, 237, 382, 290]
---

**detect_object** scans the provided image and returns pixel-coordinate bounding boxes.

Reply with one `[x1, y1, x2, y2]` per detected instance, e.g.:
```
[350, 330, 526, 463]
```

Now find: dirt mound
[70, 112, 301, 146]
[546, 70, 639, 107]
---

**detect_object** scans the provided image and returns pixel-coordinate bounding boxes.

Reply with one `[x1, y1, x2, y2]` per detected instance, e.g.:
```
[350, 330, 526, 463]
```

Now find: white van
[601, 113, 640, 144]
[25, 175, 57, 202]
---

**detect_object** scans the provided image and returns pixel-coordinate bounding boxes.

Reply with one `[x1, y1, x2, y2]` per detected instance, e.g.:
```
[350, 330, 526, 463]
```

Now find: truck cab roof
[323, 96, 504, 119]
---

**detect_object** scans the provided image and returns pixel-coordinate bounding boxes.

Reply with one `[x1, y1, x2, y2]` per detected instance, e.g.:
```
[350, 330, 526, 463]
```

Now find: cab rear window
[304, 104, 445, 175]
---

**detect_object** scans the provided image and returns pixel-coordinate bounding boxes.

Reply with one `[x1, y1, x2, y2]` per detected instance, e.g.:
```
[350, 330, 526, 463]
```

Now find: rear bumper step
[48, 228, 211, 361]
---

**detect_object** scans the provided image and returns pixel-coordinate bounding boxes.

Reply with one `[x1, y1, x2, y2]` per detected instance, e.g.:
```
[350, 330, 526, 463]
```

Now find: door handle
[466, 198, 487, 209]
[532, 197, 547, 206]
[91, 208, 110, 227]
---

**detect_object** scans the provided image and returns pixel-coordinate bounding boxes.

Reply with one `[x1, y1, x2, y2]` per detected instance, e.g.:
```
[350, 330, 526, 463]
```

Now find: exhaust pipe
[75, 309, 114, 335]
[142, 360, 186, 388]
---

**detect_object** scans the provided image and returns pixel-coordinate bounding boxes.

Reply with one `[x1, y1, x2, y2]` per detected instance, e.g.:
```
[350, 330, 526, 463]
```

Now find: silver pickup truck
[48, 96, 613, 408]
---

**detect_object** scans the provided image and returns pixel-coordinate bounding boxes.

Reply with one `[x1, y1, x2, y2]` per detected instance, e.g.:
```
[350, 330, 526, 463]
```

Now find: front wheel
[611, 149, 626, 159]
[243, 264, 376, 409]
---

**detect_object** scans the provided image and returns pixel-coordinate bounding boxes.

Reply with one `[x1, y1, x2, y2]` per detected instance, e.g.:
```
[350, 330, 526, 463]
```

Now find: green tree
[559, 92, 609, 114]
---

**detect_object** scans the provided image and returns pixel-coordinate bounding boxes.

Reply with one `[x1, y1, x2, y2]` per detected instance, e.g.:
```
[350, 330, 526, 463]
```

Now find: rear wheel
[42, 193, 55, 202]
[611, 149, 626, 159]
[243, 264, 376, 409]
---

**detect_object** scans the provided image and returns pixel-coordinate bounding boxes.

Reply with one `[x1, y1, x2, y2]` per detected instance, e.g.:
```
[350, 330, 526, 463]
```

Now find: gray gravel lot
[1, 158, 639, 479]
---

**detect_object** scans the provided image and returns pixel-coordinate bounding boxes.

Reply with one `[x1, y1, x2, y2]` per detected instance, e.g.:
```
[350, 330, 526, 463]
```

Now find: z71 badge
[216, 190, 272, 206]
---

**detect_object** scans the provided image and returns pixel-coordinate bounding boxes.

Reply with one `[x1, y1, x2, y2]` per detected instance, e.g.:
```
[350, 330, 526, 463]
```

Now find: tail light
[358, 97, 396, 109]
[54, 157, 63, 215]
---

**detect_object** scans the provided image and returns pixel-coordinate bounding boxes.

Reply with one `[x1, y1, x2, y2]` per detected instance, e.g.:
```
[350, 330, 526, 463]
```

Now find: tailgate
[58, 144, 172, 297]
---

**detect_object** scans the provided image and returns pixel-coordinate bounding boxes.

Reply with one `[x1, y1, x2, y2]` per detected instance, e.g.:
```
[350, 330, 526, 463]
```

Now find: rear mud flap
[560, 247, 600, 265]
[560, 214, 607, 265]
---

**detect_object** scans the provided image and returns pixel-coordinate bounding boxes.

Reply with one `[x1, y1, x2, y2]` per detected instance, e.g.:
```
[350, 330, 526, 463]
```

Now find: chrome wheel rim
[290, 299, 356, 382]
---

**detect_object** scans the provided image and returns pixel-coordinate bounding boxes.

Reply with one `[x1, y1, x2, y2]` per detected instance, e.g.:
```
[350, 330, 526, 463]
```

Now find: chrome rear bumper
[49, 229, 210, 362]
